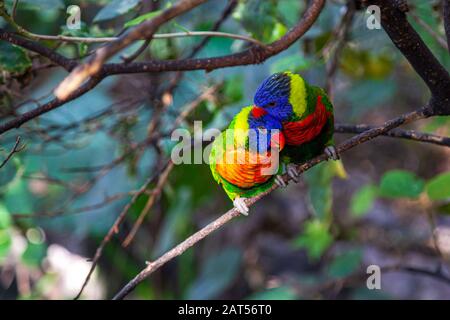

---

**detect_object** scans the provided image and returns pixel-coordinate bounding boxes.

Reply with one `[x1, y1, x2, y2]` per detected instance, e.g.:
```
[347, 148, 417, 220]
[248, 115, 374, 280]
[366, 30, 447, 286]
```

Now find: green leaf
[426, 172, 450, 201]
[248, 286, 297, 300]
[293, 219, 333, 259]
[94, 0, 141, 23]
[270, 22, 287, 42]
[124, 9, 162, 28]
[327, 249, 362, 279]
[233, 0, 279, 43]
[186, 247, 242, 299]
[0, 42, 31, 74]
[21, 242, 47, 267]
[0, 230, 12, 261]
[379, 170, 424, 199]
[0, 204, 11, 229]
[350, 184, 378, 217]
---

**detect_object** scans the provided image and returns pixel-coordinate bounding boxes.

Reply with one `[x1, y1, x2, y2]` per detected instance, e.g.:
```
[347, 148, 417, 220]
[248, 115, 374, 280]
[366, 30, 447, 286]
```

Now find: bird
[253, 71, 338, 186]
[209, 105, 287, 215]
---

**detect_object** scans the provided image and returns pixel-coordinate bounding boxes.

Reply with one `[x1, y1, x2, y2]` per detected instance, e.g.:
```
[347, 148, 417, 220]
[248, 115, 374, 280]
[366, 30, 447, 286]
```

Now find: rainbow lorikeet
[253, 71, 338, 185]
[209, 105, 287, 214]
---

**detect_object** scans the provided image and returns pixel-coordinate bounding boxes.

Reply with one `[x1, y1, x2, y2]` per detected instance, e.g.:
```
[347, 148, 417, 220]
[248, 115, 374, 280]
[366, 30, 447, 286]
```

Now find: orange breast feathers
[282, 95, 330, 146]
[215, 148, 277, 188]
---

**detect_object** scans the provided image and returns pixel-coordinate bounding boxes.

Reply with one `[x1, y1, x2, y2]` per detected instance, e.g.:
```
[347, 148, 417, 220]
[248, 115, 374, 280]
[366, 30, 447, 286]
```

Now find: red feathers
[251, 106, 268, 118]
[282, 95, 330, 146]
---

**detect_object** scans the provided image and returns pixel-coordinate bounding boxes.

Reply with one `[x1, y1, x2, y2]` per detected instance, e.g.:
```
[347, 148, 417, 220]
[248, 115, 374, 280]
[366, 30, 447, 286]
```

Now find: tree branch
[411, 13, 448, 50]
[0, 77, 102, 135]
[443, 0, 450, 52]
[54, 0, 209, 100]
[0, 136, 24, 169]
[0, 28, 76, 71]
[112, 106, 430, 300]
[383, 264, 450, 285]
[335, 123, 450, 147]
[0, 0, 325, 136]
[369, 0, 450, 114]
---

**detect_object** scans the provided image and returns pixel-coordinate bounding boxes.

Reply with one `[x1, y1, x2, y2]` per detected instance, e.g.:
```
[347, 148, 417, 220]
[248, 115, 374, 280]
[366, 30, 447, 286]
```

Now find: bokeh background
[1, 0, 450, 299]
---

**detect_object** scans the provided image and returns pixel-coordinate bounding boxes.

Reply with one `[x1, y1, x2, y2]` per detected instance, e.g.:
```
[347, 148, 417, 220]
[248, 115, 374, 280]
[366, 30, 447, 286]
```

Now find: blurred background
[0, 0, 450, 299]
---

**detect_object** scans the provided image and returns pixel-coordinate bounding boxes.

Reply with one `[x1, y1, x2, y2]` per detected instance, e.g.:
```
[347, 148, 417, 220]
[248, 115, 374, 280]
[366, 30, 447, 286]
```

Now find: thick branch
[54, 0, 325, 99]
[54, 0, 209, 99]
[369, 0, 450, 114]
[444, 0, 450, 52]
[0, 0, 325, 136]
[0, 28, 76, 71]
[101, 0, 325, 75]
[112, 107, 430, 300]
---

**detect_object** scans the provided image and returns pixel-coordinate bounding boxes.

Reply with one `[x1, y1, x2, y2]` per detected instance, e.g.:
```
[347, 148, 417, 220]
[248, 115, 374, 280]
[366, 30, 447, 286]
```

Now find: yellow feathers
[232, 106, 252, 147]
[285, 71, 307, 117]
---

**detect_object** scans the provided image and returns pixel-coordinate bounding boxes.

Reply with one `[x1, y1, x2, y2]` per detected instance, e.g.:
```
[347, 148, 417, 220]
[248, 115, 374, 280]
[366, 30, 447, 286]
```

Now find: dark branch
[0, 0, 325, 136]
[101, 0, 325, 75]
[54, 0, 210, 99]
[0, 29, 76, 71]
[335, 123, 450, 147]
[369, 0, 450, 114]
[0, 77, 102, 135]
[0, 136, 24, 169]
[444, 0, 450, 53]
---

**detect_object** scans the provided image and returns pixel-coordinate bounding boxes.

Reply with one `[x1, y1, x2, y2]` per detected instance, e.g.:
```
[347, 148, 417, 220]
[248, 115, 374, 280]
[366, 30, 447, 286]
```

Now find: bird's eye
[266, 102, 276, 107]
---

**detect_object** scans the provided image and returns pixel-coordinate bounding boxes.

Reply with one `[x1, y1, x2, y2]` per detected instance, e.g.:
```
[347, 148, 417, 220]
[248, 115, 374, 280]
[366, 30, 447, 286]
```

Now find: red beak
[251, 106, 268, 118]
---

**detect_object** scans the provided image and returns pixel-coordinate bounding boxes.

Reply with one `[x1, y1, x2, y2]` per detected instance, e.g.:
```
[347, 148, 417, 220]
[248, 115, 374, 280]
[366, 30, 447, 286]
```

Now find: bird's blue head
[247, 109, 285, 154]
[254, 72, 309, 120]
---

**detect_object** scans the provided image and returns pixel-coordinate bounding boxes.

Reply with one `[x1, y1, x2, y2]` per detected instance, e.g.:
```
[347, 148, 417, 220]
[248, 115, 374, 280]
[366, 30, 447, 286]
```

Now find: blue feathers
[254, 73, 293, 121]
[247, 112, 282, 154]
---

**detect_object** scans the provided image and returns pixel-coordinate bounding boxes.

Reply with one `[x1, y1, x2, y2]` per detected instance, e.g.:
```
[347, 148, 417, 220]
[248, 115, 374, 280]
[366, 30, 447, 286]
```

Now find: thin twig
[382, 264, 450, 285]
[411, 13, 448, 50]
[73, 171, 161, 300]
[325, 2, 355, 98]
[0, 136, 24, 169]
[122, 161, 174, 247]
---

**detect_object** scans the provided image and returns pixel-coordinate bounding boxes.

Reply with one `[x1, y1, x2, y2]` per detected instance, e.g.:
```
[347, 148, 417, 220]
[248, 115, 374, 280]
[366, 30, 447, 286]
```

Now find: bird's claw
[325, 145, 340, 161]
[286, 164, 299, 183]
[275, 175, 287, 188]
[233, 197, 249, 215]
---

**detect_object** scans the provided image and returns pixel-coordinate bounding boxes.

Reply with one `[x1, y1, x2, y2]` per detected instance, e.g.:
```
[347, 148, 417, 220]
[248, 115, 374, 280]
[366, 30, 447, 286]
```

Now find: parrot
[252, 71, 338, 186]
[209, 105, 287, 215]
